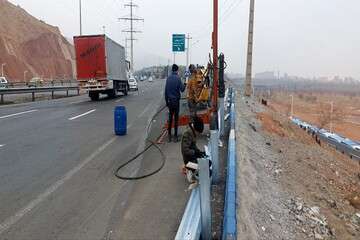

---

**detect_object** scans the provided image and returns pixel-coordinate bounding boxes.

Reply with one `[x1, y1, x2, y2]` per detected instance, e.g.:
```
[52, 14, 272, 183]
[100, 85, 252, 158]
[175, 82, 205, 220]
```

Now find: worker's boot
[173, 135, 179, 143]
[168, 135, 172, 143]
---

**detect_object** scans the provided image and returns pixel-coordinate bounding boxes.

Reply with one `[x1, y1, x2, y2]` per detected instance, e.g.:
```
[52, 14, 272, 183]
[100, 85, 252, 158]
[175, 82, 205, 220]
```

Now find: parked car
[0, 76, 8, 89]
[148, 76, 153, 82]
[28, 77, 44, 88]
[128, 77, 138, 91]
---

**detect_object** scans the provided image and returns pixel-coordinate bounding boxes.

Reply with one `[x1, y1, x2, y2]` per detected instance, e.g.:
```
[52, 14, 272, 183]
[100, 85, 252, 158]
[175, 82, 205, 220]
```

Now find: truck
[74, 34, 129, 101]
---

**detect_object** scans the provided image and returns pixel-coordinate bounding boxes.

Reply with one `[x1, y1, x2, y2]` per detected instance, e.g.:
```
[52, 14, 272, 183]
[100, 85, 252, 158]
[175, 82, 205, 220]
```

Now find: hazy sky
[8, 0, 360, 78]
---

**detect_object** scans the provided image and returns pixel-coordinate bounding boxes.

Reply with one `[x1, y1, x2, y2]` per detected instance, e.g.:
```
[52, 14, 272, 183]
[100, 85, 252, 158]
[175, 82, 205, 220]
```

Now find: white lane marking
[0, 135, 117, 235]
[68, 109, 96, 121]
[69, 100, 87, 105]
[115, 98, 124, 103]
[138, 103, 153, 118]
[0, 144, 5, 148]
[0, 110, 38, 119]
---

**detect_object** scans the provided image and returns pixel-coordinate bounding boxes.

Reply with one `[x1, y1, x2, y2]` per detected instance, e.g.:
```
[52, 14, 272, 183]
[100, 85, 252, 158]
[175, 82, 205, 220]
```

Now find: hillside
[0, 0, 75, 82]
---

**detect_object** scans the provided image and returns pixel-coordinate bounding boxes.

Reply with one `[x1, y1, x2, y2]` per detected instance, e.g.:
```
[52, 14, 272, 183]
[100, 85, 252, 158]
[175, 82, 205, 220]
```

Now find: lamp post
[24, 70, 28, 82]
[330, 101, 334, 133]
[79, 0, 82, 35]
[1, 63, 6, 77]
[290, 94, 294, 117]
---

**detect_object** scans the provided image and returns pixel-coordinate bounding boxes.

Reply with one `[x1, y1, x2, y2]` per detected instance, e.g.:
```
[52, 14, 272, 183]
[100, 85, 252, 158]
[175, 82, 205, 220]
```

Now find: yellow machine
[187, 68, 210, 104]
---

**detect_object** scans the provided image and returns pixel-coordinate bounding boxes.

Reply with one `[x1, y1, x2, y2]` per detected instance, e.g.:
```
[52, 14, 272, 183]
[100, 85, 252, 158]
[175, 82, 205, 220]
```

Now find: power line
[119, 0, 144, 72]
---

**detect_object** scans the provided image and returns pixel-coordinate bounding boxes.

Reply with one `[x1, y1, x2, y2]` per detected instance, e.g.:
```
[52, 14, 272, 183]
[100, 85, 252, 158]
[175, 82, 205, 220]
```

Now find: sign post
[172, 34, 185, 64]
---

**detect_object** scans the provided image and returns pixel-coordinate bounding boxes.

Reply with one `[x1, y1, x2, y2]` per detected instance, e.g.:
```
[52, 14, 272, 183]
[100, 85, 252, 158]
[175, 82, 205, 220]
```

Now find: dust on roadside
[236, 91, 360, 240]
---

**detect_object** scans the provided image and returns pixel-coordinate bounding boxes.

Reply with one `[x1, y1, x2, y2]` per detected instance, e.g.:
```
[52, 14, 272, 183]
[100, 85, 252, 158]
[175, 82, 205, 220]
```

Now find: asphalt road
[0, 80, 185, 240]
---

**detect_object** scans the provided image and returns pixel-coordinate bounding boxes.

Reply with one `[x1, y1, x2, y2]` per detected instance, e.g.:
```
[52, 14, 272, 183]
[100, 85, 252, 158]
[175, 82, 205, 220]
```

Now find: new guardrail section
[175, 88, 237, 240]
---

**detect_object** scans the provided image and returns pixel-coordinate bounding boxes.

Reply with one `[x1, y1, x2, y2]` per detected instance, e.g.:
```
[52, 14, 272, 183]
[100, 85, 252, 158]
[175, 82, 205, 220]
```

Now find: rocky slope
[0, 0, 75, 82]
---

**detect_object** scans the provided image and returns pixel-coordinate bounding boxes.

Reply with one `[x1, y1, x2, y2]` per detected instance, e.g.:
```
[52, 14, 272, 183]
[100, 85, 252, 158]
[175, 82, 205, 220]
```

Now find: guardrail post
[210, 130, 219, 184]
[219, 98, 225, 137]
[32, 92, 35, 102]
[51, 91, 54, 99]
[77, 88, 80, 95]
[66, 90, 69, 97]
[199, 157, 212, 240]
[1, 94, 3, 104]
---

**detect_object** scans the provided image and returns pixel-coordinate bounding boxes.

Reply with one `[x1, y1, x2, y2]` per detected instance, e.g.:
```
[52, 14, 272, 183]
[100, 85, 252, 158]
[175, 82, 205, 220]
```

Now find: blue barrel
[114, 106, 127, 136]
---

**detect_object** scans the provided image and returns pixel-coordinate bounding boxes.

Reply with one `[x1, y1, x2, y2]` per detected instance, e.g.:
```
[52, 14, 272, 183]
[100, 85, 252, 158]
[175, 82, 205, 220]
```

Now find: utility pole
[290, 94, 294, 117]
[102, 26, 106, 34]
[330, 101, 334, 133]
[119, 0, 144, 73]
[186, 34, 192, 69]
[212, 0, 219, 115]
[125, 38, 128, 60]
[245, 0, 255, 97]
[79, 0, 82, 35]
[1, 63, 6, 77]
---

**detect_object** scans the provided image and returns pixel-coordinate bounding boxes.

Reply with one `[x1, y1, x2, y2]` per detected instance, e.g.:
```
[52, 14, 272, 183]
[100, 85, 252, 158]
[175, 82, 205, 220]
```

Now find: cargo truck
[74, 35, 129, 101]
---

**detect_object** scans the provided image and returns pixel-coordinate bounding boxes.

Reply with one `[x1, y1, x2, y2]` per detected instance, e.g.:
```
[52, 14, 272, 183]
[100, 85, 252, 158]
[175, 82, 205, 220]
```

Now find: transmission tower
[245, 0, 255, 97]
[119, 0, 144, 72]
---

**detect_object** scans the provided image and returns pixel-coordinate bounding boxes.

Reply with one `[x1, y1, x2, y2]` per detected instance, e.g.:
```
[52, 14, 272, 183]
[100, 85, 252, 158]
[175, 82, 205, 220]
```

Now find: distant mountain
[0, 0, 75, 81]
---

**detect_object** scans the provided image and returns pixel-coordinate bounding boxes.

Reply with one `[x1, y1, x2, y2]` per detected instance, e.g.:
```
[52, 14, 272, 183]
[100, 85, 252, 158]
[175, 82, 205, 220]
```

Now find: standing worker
[187, 64, 198, 122]
[165, 64, 186, 142]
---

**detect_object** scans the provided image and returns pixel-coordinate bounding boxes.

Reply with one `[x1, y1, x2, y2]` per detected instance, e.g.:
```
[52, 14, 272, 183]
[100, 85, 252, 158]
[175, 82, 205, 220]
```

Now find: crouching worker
[181, 116, 210, 183]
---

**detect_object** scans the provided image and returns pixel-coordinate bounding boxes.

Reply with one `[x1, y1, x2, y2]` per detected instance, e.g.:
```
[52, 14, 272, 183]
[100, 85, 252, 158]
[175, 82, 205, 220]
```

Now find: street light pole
[1, 63, 6, 77]
[290, 94, 294, 117]
[79, 0, 82, 35]
[186, 34, 192, 69]
[24, 70, 28, 82]
[330, 101, 334, 133]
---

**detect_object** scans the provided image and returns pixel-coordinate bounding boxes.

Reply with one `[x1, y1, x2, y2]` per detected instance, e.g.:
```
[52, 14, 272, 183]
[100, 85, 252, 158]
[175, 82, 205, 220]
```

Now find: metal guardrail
[222, 88, 237, 240]
[176, 87, 237, 240]
[291, 118, 360, 161]
[175, 154, 212, 240]
[175, 188, 202, 240]
[0, 86, 80, 104]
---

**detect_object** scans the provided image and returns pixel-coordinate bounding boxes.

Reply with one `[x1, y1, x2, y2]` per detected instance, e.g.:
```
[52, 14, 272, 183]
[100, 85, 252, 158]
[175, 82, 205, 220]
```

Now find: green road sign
[172, 34, 185, 52]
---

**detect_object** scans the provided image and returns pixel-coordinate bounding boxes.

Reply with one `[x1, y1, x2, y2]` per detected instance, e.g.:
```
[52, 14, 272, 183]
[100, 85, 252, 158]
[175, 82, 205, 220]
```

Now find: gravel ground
[236, 93, 297, 240]
[235, 89, 360, 240]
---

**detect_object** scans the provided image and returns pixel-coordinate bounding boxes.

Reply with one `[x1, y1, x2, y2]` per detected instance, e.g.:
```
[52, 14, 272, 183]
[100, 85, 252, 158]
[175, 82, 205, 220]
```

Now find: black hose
[114, 104, 168, 180]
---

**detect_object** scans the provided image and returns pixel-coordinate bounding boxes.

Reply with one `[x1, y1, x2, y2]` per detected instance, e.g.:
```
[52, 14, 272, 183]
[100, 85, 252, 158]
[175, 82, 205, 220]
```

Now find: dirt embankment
[0, 0, 75, 81]
[236, 92, 360, 240]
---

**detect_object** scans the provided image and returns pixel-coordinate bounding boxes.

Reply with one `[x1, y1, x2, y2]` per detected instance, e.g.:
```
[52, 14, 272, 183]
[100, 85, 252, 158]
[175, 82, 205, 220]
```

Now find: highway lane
[0, 80, 167, 239]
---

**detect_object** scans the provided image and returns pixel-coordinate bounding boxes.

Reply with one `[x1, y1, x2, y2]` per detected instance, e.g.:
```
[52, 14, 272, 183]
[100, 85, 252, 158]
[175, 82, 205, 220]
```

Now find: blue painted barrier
[222, 89, 237, 240]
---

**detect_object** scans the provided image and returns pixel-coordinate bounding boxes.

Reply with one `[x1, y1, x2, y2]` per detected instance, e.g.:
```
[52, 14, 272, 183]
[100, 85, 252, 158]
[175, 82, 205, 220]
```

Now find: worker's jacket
[181, 128, 201, 165]
[187, 72, 203, 102]
[165, 72, 185, 105]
